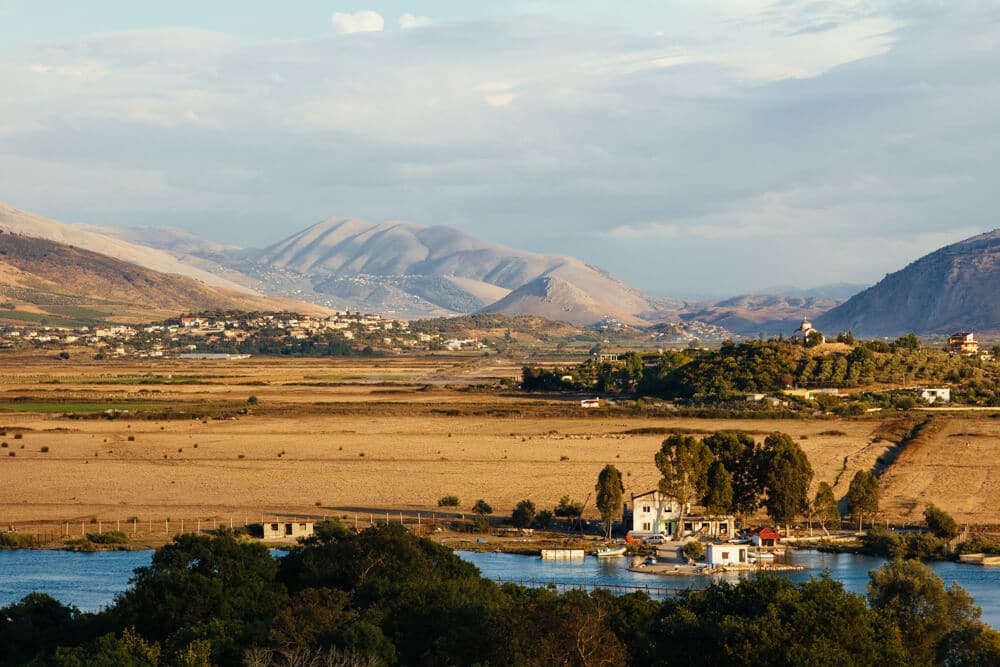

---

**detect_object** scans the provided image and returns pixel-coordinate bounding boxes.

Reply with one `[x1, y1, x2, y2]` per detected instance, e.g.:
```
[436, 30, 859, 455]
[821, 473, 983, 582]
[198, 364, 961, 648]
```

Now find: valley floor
[0, 353, 998, 533]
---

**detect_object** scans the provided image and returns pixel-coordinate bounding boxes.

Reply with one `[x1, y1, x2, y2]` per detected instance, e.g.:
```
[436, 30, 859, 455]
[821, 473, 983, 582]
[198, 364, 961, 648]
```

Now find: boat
[748, 551, 775, 563]
[594, 546, 627, 558]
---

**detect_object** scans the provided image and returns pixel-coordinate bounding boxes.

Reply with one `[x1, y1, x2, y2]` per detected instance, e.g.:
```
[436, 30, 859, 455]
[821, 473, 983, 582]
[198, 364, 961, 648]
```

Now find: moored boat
[594, 545, 627, 557]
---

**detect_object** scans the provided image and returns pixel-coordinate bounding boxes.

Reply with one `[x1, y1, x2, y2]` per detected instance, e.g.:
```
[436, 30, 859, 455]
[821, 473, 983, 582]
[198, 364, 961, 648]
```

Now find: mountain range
[4, 201, 948, 334]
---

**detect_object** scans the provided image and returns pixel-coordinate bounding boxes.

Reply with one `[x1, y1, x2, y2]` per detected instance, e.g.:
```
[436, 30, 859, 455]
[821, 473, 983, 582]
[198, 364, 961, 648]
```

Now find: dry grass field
[0, 353, 998, 533]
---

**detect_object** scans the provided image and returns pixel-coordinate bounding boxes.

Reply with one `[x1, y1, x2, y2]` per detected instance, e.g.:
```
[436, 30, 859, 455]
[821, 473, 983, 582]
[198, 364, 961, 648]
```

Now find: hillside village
[0, 311, 487, 359]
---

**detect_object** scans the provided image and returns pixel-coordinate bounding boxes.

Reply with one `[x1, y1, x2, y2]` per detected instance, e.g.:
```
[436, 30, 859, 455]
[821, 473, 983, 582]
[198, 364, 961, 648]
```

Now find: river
[2, 549, 999, 628]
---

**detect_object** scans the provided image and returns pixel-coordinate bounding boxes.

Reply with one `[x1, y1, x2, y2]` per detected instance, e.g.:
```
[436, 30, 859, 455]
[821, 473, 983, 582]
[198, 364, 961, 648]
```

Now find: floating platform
[959, 553, 1000, 566]
[541, 549, 585, 560]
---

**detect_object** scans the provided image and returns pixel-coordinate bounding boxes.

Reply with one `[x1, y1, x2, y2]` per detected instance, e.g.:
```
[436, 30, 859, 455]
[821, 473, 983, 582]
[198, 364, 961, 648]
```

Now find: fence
[1, 509, 471, 544]
[493, 577, 681, 598]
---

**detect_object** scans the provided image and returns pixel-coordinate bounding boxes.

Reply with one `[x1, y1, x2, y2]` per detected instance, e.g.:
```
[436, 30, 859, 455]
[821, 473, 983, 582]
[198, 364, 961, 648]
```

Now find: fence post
[133, 519, 137, 535]
[165, 519, 168, 535]
[98, 520, 102, 533]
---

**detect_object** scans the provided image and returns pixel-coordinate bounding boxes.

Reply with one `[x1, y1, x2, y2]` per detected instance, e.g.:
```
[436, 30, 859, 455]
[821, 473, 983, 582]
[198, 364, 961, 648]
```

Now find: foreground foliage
[2, 526, 999, 666]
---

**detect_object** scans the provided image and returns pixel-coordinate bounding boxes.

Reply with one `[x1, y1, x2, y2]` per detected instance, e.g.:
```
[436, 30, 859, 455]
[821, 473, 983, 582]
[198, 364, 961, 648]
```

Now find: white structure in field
[706, 543, 749, 567]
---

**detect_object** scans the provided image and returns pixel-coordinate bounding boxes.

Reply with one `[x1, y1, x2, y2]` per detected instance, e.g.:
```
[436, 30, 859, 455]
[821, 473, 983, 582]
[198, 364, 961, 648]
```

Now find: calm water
[2, 549, 999, 629]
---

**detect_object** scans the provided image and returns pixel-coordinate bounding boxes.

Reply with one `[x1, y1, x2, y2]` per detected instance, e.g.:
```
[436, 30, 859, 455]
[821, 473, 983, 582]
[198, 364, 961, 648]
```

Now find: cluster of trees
[3, 526, 999, 665]
[522, 335, 1000, 404]
[655, 431, 816, 531]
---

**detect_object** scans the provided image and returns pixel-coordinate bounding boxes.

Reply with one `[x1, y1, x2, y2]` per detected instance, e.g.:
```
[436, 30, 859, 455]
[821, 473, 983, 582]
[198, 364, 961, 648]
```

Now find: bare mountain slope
[254, 217, 663, 323]
[0, 204, 252, 292]
[0, 232, 329, 323]
[815, 229, 1000, 336]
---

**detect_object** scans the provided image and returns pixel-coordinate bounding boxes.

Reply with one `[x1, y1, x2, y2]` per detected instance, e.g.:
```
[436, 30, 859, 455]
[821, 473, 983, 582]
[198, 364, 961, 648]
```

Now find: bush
[532, 509, 554, 530]
[924, 504, 959, 539]
[247, 395, 258, 405]
[86, 531, 129, 545]
[471, 499, 493, 516]
[682, 540, 705, 560]
[437, 495, 460, 507]
[0, 532, 37, 549]
[511, 499, 536, 528]
[40, 446, 49, 453]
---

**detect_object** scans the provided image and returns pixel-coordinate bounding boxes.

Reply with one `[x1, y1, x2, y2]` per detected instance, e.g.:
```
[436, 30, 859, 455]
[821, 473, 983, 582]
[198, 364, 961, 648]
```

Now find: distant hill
[682, 294, 845, 337]
[815, 230, 1000, 336]
[0, 232, 328, 325]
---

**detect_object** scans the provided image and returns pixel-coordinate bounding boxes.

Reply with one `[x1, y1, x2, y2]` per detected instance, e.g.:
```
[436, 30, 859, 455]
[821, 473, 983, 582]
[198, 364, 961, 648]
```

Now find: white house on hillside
[625, 490, 735, 539]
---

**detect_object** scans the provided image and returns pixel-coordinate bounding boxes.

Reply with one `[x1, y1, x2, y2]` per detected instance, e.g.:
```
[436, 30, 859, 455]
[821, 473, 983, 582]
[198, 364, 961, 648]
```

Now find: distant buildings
[949, 331, 979, 356]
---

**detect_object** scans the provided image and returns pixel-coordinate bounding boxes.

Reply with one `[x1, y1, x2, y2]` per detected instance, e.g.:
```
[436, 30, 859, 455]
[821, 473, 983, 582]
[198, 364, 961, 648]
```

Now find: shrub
[559, 455, 569, 461]
[127, 435, 135, 441]
[0, 532, 36, 549]
[532, 509, 554, 530]
[40, 446, 49, 453]
[13, 433, 22, 440]
[472, 499, 493, 516]
[247, 395, 259, 405]
[511, 499, 536, 528]
[0, 442, 6, 448]
[86, 531, 129, 545]
[437, 495, 460, 507]
[924, 504, 959, 539]
[682, 540, 705, 560]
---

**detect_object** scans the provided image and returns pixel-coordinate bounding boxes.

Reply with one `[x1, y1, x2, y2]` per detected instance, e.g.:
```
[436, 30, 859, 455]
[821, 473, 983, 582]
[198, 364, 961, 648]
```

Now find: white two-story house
[625, 489, 735, 539]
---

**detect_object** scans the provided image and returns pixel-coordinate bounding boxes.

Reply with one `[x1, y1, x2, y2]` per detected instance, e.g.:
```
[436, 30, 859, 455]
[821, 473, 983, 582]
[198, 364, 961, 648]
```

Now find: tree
[761, 433, 813, 532]
[924, 503, 959, 539]
[111, 533, 287, 664]
[891, 333, 921, 351]
[554, 496, 584, 529]
[703, 431, 763, 518]
[471, 499, 493, 516]
[654, 434, 714, 538]
[869, 559, 1000, 665]
[594, 465, 624, 539]
[846, 470, 879, 532]
[511, 499, 536, 529]
[813, 482, 840, 535]
[703, 461, 733, 515]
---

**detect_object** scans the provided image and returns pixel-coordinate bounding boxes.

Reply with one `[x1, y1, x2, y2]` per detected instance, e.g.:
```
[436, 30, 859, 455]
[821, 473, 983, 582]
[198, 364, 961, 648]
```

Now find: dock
[541, 548, 585, 560]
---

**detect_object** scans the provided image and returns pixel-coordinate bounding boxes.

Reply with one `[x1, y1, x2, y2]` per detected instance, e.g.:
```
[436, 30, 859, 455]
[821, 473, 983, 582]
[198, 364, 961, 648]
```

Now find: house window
[270, 523, 279, 531]
[719, 523, 729, 533]
[721, 551, 729, 560]
[684, 522, 693, 531]
[642, 522, 651, 531]
[285, 523, 293, 535]
[642, 505, 651, 513]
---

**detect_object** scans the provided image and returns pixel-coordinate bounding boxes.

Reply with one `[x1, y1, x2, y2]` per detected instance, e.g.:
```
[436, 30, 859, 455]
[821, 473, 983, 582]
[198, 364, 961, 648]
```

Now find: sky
[1, 1, 998, 298]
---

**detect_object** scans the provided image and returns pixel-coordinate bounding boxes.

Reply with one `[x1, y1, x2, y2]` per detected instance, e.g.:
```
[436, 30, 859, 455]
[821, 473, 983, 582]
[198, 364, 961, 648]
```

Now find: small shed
[706, 543, 749, 567]
[750, 527, 781, 547]
[262, 521, 314, 540]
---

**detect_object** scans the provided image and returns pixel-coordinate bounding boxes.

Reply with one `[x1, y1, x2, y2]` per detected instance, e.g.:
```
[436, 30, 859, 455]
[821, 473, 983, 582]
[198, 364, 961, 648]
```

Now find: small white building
[706, 543, 749, 567]
[262, 521, 314, 540]
[580, 398, 600, 409]
[918, 387, 951, 404]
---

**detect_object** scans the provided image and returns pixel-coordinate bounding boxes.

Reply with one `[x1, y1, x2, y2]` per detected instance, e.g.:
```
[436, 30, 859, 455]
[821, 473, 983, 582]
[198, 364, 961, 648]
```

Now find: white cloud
[399, 13, 432, 30]
[332, 10, 384, 35]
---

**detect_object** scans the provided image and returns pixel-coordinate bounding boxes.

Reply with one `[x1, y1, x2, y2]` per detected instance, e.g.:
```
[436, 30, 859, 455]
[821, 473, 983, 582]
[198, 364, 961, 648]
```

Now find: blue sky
[1, 1, 998, 297]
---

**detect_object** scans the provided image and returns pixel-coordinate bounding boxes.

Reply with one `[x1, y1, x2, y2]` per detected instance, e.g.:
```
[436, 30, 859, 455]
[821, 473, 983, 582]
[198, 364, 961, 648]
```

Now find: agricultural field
[0, 352, 997, 533]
